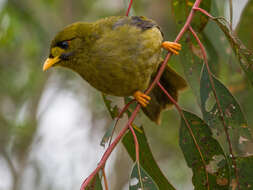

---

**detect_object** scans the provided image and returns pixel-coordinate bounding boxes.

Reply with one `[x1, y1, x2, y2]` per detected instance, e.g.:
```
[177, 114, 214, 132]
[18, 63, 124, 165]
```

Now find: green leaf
[237, 0, 253, 51]
[200, 65, 253, 156]
[236, 156, 253, 189]
[122, 126, 176, 190]
[179, 31, 204, 103]
[129, 163, 159, 190]
[173, 0, 211, 32]
[180, 111, 229, 190]
[212, 17, 253, 85]
[100, 120, 116, 147]
[85, 173, 103, 190]
[102, 94, 120, 119]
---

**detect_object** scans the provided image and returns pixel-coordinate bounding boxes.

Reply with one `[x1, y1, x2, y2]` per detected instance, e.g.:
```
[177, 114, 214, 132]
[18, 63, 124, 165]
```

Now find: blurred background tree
[0, 0, 252, 190]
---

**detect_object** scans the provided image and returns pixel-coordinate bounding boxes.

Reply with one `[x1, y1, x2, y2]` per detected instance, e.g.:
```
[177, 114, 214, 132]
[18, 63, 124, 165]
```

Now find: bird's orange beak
[43, 56, 60, 71]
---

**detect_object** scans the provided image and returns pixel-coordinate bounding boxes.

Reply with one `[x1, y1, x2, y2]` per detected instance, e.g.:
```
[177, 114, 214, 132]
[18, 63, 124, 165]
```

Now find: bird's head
[43, 22, 93, 71]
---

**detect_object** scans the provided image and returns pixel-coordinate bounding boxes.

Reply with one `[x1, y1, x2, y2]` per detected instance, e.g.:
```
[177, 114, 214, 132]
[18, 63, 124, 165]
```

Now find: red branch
[80, 106, 141, 189]
[189, 26, 240, 189]
[126, 0, 133, 16]
[80, 0, 204, 189]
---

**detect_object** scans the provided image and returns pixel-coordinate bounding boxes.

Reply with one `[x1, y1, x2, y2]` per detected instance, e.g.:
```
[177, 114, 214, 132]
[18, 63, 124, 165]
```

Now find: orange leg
[162, 41, 182, 55]
[133, 91, 151, 107]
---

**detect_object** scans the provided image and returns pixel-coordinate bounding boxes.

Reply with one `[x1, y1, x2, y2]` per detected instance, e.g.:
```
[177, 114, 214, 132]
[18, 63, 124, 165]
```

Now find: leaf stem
[189, 26, 240, 189]
[102, 168, 109, 190]
[157, 81, 210, 190]
[193, 7, 214, 19]
[129, 124, 143, 189]
[129, 125, 140, 162]
[229, 0, 233, 30]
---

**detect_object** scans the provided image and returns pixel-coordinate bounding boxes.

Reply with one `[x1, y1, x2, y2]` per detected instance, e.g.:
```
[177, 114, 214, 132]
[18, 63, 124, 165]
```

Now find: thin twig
[229, 0, 233, 30]
[102, 168, 109, 190]
[189, 26, 240, 189]
[157, 81, 210, 190]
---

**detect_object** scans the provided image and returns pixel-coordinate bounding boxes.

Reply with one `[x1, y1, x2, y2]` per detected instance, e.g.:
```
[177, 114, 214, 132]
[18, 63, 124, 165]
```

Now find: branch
[126, 0, 133, 16]
[80, 105, 141, 189]
[189, 26, 240, 189]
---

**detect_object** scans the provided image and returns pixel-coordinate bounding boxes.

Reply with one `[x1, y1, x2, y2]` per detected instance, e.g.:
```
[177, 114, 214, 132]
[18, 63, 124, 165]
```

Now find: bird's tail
[142, 64, 187, 124]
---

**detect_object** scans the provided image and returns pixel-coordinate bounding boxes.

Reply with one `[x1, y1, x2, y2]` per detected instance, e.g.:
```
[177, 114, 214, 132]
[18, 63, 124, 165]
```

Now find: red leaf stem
[193, 7, 214, 19]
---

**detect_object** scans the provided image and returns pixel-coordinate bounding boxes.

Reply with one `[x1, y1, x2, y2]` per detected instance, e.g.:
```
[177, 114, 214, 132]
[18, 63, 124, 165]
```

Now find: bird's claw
[133, 91, 151, 107]
[162, 41, 182, 55]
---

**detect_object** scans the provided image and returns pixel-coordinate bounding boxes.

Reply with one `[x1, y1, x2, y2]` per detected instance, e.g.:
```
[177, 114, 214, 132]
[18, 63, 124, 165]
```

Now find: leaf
[102, 94, 120, 119]
[180, 111, 229, 190]
[122, 126, 176, 190]
[100, 120, 116, 147]
[212, 17, 253, 85]
[173, 0, 211, 32]
[237, 0, 253, 50]
[236, 156, 253, 189]
[129, 163, 159, 190]
[179, 31, 204, 103]
[85, 173, 103, 190]
[200, 65, 253, 156]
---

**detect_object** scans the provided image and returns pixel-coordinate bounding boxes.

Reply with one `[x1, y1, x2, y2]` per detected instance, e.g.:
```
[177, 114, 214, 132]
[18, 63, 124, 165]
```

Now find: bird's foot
[133, 91, 151, 107]
[162, 41, 182, 55]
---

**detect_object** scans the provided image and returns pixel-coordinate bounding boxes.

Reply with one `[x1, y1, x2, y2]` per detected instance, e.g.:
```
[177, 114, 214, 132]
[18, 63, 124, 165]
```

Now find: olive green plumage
[46, 16, 187, 124]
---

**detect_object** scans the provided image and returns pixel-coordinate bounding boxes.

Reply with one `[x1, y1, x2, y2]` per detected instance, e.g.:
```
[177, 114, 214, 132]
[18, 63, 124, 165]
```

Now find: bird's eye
[57, 41, 69, 49]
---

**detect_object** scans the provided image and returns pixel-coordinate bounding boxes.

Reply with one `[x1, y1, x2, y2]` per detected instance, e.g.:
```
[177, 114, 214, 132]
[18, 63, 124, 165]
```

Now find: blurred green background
[0, 0, 252, 189]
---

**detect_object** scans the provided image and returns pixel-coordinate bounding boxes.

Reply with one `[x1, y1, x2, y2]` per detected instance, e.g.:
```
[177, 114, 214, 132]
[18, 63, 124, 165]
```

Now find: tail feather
[142, 65, 187, 124]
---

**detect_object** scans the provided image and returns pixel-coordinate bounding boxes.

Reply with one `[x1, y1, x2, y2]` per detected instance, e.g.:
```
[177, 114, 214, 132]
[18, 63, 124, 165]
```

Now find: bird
[43, 16, 187, 124]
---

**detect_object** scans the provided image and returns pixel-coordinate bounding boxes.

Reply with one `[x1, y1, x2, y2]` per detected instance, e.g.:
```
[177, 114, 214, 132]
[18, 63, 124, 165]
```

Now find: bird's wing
[113, 16, 163, 35]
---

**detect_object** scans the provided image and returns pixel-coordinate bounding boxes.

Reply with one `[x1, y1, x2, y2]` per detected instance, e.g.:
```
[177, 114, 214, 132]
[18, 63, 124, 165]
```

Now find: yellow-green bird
[43, 16, 187, 124]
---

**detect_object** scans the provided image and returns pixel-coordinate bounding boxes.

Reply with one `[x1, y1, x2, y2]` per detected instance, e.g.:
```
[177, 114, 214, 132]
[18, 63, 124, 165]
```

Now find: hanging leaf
[237, 0, 253, 50]
[212, 17, 253, 85]
[85, 173, 103, 190]
[100, 120, 117, 147]
[129, 162, 159, 190]
[123, 126, 176, 190]
[180, 111, 229, 190]
[200, 65, 252, 156]
[173, 0, 211, 32]
[236, 156, 253, 189]
[102, 94, 120, 119]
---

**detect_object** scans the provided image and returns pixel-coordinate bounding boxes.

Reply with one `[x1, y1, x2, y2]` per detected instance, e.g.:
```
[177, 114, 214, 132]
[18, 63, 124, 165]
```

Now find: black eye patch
[57, 41, 69, 49]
